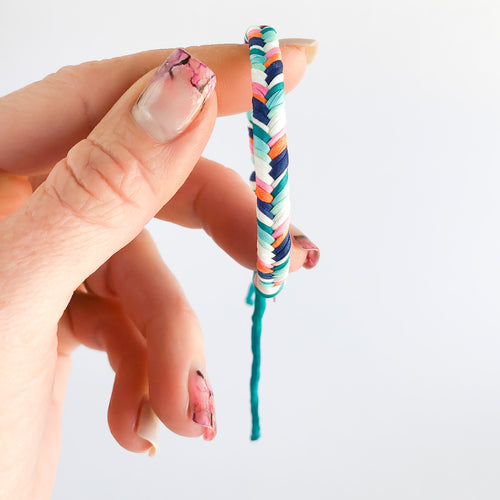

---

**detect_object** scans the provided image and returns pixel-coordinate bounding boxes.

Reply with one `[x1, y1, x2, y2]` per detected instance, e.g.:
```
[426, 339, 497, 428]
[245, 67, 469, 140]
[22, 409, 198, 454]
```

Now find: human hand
[0, 41, 319, 499]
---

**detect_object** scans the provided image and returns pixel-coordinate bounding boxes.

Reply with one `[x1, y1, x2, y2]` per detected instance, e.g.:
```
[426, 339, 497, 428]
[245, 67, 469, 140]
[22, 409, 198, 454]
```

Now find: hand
[0, 41, 319, 499]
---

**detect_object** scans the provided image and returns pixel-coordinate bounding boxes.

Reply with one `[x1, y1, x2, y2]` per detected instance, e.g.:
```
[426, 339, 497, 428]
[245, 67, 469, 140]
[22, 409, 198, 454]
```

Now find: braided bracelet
[245, 25, 291, 440]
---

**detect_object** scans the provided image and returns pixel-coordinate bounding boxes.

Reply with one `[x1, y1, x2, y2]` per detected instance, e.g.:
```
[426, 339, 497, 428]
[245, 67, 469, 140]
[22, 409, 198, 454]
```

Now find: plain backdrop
[1, 0, 500, 499]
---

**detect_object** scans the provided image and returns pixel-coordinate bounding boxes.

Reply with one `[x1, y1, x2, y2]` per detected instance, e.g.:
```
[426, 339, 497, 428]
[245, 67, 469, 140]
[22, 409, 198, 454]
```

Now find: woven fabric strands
[246, 25, 291, 297]
[245, 25, 292, 441]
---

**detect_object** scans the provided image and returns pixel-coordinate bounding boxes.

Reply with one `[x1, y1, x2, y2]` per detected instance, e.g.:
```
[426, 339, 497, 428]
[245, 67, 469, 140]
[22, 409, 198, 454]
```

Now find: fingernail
[189, 369, 216, 441]
[290, 225, 320, 269]
[280, 38, 319, 64]
[132, 48, 216, 142]
[136, 399, 160, 456]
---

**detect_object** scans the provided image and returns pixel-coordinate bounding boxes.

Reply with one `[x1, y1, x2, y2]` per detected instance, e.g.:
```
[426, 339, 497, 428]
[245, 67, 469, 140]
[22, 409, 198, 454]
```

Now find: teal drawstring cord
[247, 283, 267, 440]
[246, 281, 256, 306]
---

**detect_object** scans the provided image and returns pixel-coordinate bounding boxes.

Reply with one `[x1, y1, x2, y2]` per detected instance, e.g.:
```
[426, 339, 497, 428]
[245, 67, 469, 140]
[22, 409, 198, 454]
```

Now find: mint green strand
[257, 218, 274, 235]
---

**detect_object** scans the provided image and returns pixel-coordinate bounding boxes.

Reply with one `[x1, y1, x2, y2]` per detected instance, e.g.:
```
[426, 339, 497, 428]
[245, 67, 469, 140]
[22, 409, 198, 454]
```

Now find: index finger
[0, 41, 315, 175]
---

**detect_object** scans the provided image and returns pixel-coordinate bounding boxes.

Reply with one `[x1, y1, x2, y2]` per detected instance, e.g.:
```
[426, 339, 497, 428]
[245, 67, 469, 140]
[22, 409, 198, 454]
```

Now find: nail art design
[189, 369, 216, 441]
[132, 48, 216, 142]
[291, 230, 320, 269]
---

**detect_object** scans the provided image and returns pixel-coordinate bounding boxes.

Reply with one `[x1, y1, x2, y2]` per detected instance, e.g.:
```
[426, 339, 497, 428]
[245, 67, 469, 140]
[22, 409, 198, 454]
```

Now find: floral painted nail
[290, 225, 320, 269]
[189, 369, 216, 441]
[132, 48, 216, 142]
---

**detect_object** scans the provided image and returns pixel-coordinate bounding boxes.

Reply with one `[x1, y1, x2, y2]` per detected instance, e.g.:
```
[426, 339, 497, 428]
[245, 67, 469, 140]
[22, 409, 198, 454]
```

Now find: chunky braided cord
[245, 25, 291, 440]
[246, 25, 291, 297]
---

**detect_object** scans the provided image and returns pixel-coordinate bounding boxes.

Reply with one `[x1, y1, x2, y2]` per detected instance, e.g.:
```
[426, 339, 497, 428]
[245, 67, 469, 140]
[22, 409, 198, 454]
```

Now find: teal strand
[250, 289, 266, 441]
[246, 281, 256, 306]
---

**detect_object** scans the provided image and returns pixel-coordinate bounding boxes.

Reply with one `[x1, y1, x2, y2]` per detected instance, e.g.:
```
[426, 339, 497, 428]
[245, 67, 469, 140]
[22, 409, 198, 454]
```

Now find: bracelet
[245, 25, 291, 440]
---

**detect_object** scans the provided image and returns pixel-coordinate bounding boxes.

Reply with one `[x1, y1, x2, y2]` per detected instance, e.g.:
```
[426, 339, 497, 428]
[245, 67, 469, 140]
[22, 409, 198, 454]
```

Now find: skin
[0, 43, 311, 499]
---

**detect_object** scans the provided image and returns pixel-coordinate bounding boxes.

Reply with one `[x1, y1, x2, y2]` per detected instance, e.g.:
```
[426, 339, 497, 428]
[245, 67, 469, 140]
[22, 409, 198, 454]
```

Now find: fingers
[191, 42, 308, 115]
[0, 41, 311, 175]
[65, 292, 154, 453]
[156, 157, 319, 272]
[1, 50, 217, 321]
[85, 230, 216, 441]
[24, 156, 320, 272]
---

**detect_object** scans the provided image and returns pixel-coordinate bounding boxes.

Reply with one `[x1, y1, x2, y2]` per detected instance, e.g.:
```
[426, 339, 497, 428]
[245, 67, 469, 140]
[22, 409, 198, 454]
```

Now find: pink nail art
[189, 370, 216, 441]
[132, 48, 216, 142]
[291, 232, 320, 269]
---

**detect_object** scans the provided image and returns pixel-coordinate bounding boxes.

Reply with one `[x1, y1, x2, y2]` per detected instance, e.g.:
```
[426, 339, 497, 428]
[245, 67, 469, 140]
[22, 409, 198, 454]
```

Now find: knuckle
[45, 138, 152, 226]
[45, 58, 138, 133]
[45, 62, 101, 130]
[143, 299, 200, 340]
[193, 162, 247, 227]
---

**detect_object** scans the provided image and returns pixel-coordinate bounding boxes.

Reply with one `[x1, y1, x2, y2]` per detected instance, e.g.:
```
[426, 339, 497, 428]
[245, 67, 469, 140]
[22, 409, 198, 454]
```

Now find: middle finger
[156, 156, 319, 271]
[85, 230, 216, 441]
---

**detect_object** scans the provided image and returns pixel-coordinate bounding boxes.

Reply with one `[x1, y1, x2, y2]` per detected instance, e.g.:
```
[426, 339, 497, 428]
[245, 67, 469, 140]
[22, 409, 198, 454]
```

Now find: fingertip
[280, 44, 309, 94]
[148, 367, 207, 440]
[108, 362, 151, 454]
[280, 38, 319, 65]
[148, 363, 218, 441]
[289, 225, 321, 272]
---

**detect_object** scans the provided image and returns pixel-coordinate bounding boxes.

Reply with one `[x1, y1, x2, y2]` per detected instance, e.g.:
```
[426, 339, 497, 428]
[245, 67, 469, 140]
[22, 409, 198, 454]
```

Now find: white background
[2, 0, 500, 498]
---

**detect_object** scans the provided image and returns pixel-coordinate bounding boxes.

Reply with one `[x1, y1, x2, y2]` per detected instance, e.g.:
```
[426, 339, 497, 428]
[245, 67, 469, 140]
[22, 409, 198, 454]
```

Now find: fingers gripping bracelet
[245, 25, 291, 440]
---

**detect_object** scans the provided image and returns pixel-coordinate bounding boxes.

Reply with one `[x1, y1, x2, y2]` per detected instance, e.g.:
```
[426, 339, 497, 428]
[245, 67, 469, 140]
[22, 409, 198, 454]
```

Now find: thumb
[1, 49, 216, 317]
